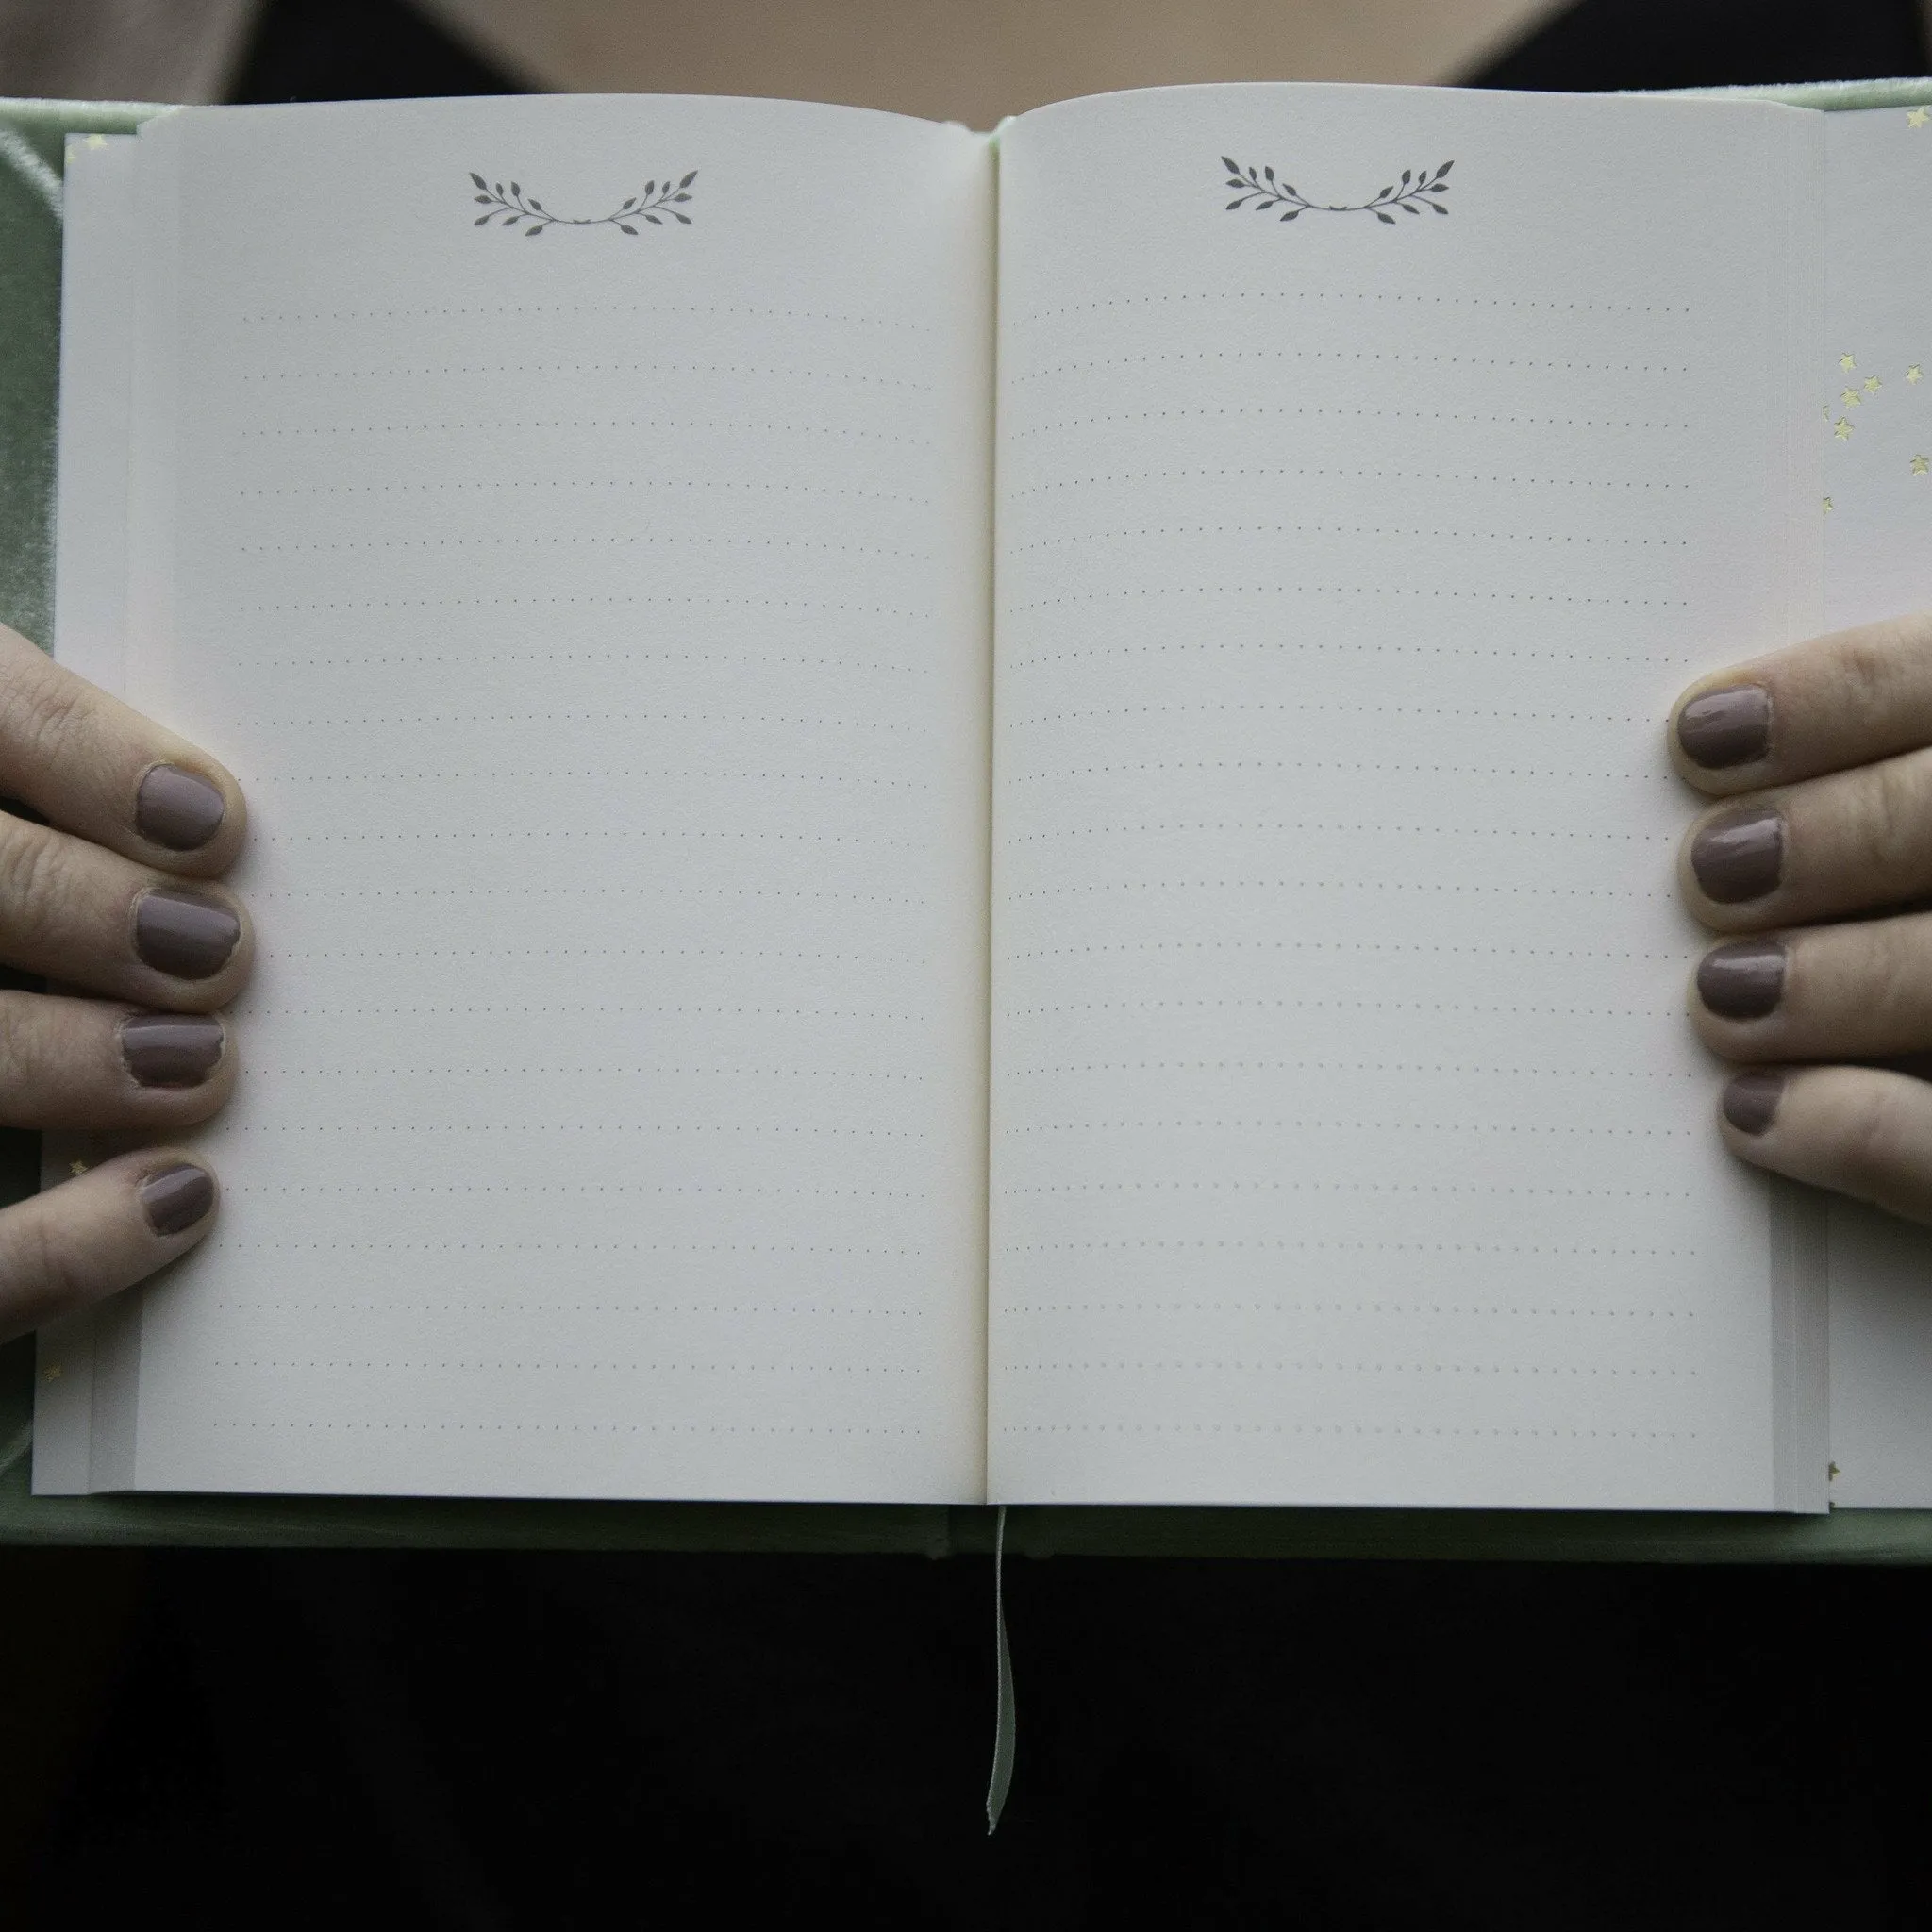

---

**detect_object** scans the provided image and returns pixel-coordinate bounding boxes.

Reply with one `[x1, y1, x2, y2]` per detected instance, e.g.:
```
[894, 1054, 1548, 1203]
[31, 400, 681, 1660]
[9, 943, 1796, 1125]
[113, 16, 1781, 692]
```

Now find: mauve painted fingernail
[139, 1162, 214, 1236]
[1723, 1072, 1785, 1136]
[136, 764, 225, 851]
[121, 1012, 225, 1088]
[1691, 806, 1783, 903]
[1677, 686, 1771, 769]
[135, 890, 240, 979]
[1697, 941, 1787, 1019]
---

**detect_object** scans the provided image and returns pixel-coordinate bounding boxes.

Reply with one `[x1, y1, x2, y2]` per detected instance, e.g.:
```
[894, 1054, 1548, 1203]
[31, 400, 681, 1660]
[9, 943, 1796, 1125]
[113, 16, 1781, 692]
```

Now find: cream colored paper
[989, 85, 1825, 1508]
[47, 96, 993, 1500]
[1817, 104, 1932, 1508]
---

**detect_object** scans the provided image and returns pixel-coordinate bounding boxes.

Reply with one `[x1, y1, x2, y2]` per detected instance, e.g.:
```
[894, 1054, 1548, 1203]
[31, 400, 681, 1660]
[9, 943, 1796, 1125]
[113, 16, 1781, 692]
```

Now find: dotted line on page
[996, 1177, 1692, 1199]
[1000, 882, 1655, 907]
[239, 593, 933, 620]
[1008, 465, 1690, 499]
[1006, 291, 1690, 326]
[1004, 637, 1682, 670]
[1010, 405, 1686, 440]
[1008, 700, 1649, 728]
[1003, 1359, 1695, 1378]
[996, 1237, 1687, 1256]
[1008, 523, 1689, 555]
[240, 478, 929, 507]
[253, 1065, 934, 1081]
[215, 1302, 929, 1317]
[241, 649, 930, 676]
[210, 1359, 930, 1374]
[998, 1118, 1687, 1138]
[226, 1122, 929, 1138]
[997, 1423, 1697, 1441]
[238, 302, 935, 332]
[1004, 757, 1649, 785]
[1001, 1299, 1695, 1320]
[241, 417, 929, 446]
[255, 767, 927, 788]
[208, 1421, 926, 1436]
[230, 1184, 929, 1202]
[1007, 347, 1690, 382]
[219, 1241, 934, 1256]
[1001, 996, 1669, 1020]
[226, 711, 929, 732]
[1006, 584, 1684, 616]
[1003, 821, 1667, 847]
[240, 534, 929, 562]
[998, 941, 1686, 965]
[242, 361, 934, 389]
[998, 1063, 1696, 1085]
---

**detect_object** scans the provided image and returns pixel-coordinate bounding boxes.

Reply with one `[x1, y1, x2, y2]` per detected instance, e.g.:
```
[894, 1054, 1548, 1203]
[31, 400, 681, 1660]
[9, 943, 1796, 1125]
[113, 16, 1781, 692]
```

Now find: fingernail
[139, 1162, 214, 1236]
[1723, 1072, 1785, 1136]
[135, 890, 241, 979]
[1677, 685, 1771, 769]
[121, 1012, 225, 1088]
[136, 764, 225, 851]
[1696, 940, 1786, 1019]
[1691, 806, 1783, 903]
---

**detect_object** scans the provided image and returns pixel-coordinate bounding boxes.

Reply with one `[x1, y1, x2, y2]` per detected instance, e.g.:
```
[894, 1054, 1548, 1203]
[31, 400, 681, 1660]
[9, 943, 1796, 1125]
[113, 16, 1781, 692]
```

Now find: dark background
[8, 3, 1932, 1924]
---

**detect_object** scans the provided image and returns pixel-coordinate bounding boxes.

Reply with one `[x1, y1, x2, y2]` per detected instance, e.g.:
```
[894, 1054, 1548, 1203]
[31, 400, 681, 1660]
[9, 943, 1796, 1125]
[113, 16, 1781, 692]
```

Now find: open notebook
[25, 84, 1932, 1511]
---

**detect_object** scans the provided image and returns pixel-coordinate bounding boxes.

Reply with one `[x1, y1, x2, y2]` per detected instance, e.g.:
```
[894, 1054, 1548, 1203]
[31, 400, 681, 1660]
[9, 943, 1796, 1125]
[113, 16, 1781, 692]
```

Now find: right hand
[0, 622, 251, 1346]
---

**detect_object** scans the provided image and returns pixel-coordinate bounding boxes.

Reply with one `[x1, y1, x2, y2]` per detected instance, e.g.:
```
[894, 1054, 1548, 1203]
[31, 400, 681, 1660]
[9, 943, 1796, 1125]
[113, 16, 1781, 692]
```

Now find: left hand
[1674, 613, 1932, 1224]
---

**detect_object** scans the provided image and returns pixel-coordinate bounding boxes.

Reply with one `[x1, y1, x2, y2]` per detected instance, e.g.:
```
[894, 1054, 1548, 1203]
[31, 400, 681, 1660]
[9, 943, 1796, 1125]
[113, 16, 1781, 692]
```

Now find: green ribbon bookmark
[985, 1504, 1015, 1833]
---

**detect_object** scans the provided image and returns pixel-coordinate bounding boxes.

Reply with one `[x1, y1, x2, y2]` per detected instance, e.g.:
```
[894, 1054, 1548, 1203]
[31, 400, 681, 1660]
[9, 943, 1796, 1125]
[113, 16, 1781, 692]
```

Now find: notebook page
[32, 131, 142, 1491]
[990, 84, 1824, 1508]
[1815, 104, 1932, 1507]
[56, 96, 992, 1500]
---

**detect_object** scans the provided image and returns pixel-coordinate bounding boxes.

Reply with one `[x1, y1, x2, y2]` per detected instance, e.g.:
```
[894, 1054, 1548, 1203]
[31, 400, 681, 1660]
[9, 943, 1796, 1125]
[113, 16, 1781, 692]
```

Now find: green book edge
[5, 87, 1931, 1557]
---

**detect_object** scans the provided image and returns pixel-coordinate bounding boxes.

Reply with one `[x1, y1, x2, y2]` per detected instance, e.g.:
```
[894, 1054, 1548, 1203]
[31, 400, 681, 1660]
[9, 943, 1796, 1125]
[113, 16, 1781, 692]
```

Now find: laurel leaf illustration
[470, 172, 487, 190]
[680, 171, 697, 188]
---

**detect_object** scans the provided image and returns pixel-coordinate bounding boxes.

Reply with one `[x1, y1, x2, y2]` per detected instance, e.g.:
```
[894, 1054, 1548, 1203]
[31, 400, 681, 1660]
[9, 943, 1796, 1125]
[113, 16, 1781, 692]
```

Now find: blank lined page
[66, 96, 992, 1499]
[990, 85, 1824, 1508]
[1815, 105, 1932, 1507]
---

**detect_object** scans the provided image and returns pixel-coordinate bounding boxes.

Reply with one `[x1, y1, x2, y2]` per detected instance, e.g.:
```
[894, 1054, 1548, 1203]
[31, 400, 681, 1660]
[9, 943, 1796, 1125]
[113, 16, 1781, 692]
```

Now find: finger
[0, 809, 250, 1011]
[1716, 1063, 1932, 1225]
[0, 991, 231, 1130]
[0, 1149, 218, 1345]
[1670, 611, 1932, 797]
[1691, 911, 1932, 1061]
[1677, 745, 1932, 932]
[0, 622, 243, 875]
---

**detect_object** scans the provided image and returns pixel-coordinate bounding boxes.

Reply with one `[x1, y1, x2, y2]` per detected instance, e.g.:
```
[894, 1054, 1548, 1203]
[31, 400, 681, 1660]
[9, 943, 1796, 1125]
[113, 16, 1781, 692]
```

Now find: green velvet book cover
[8, 88, 1932, 1556]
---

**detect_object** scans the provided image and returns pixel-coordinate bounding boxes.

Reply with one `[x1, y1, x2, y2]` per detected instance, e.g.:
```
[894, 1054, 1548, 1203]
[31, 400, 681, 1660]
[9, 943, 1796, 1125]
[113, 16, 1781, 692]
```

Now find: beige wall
[0, 0, 1565, 114]
[424, 0, 1566, 121]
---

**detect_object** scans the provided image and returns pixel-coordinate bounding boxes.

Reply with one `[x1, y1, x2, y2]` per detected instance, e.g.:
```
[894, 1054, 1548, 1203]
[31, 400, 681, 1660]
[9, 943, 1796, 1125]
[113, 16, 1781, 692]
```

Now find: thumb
[0, 1151, 218, 1345]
